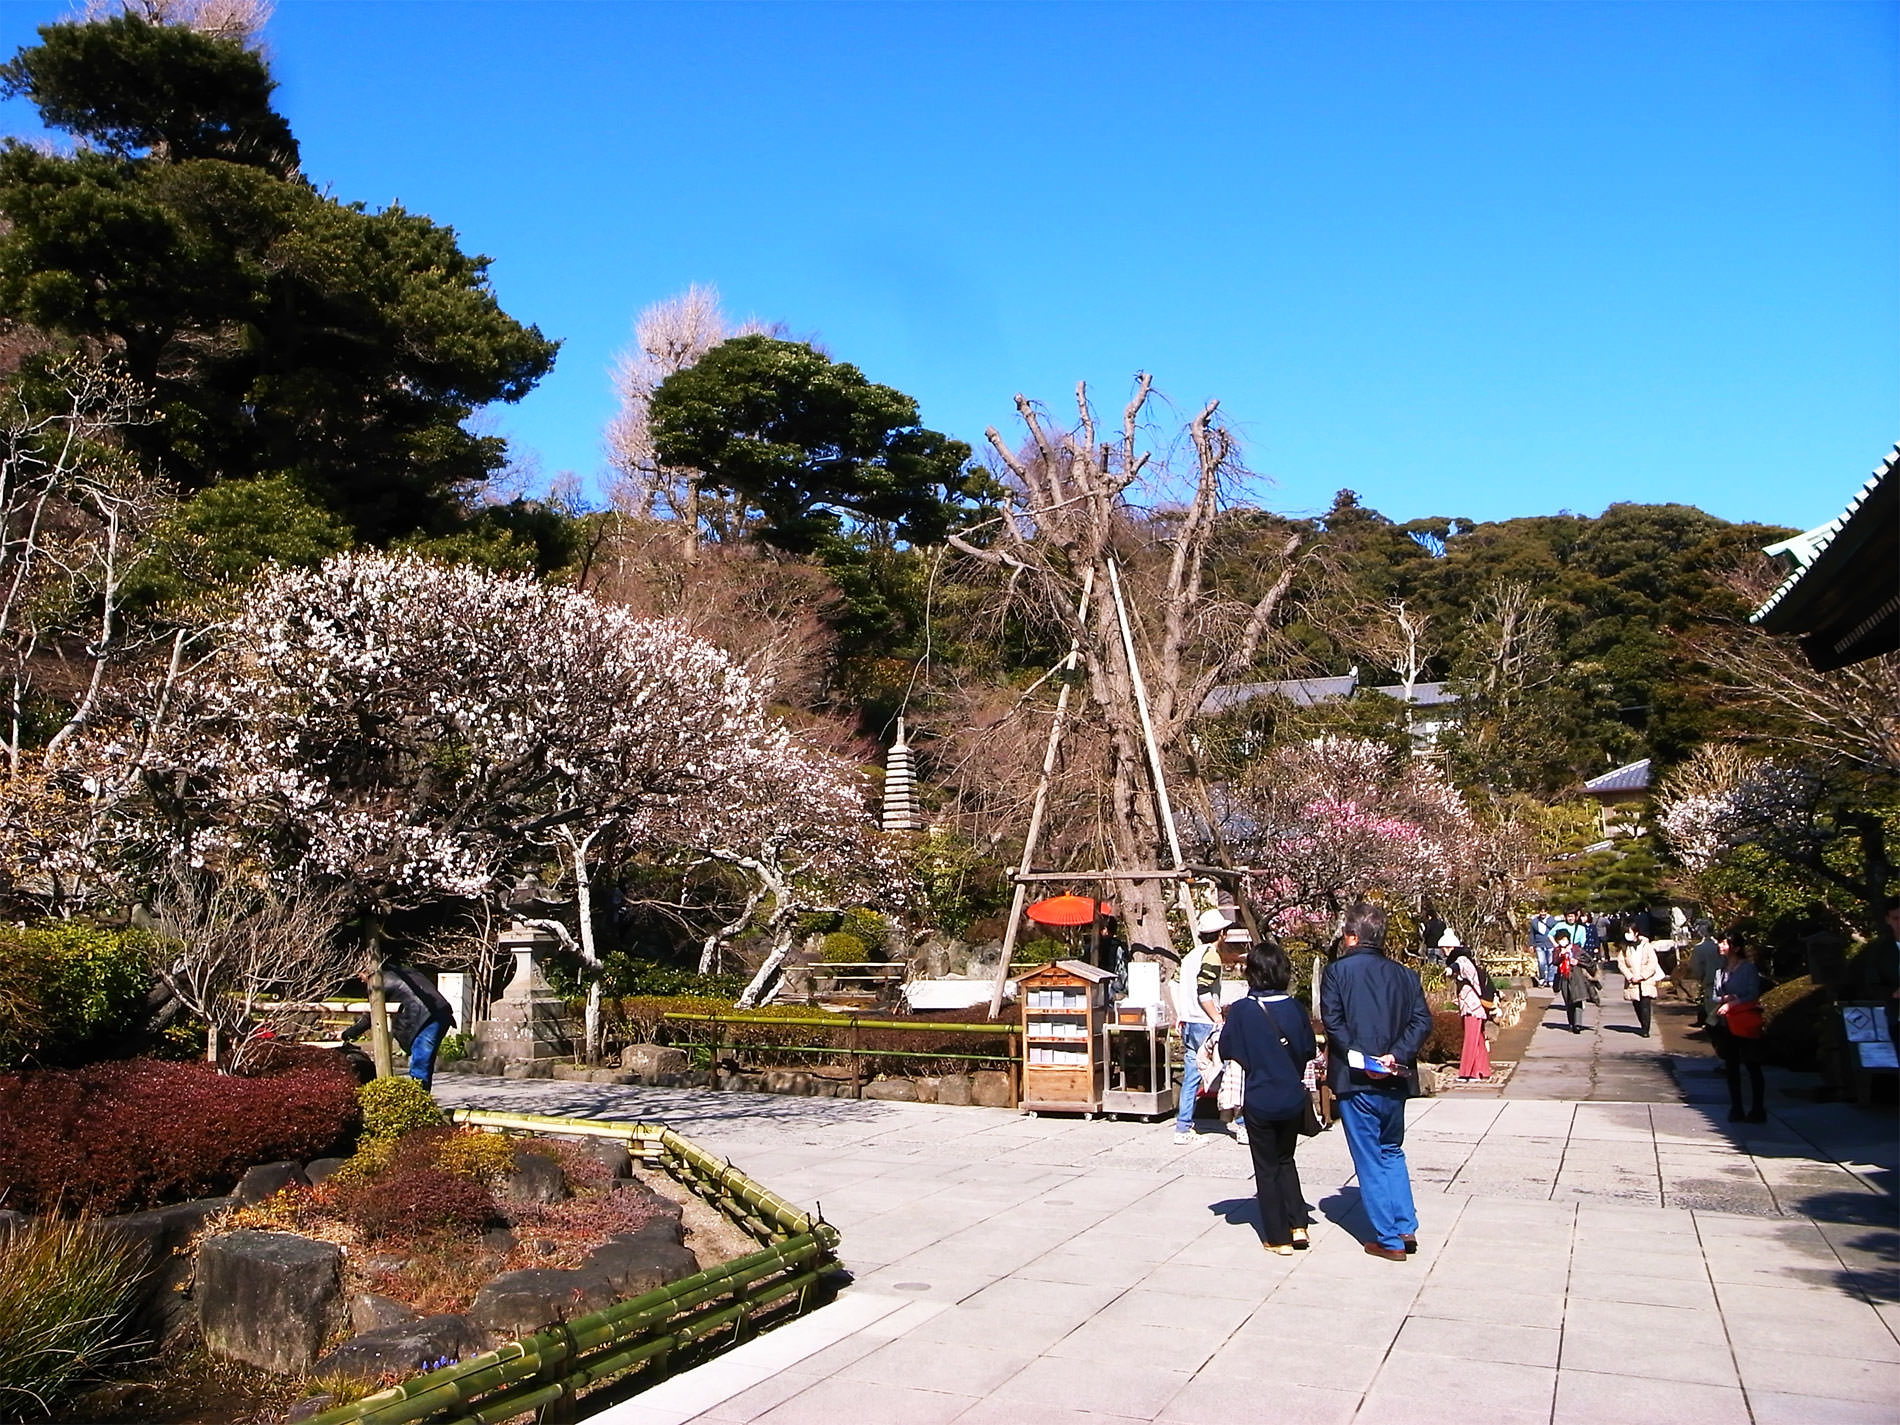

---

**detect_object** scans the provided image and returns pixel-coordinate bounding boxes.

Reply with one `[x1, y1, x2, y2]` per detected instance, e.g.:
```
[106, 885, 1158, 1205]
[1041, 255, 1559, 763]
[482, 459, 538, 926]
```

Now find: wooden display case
[1018, 959, 1114, 1116]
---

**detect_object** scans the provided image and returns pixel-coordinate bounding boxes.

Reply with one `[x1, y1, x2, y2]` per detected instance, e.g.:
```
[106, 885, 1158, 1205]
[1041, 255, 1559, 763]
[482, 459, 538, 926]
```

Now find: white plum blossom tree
[690, 741, 908, 1007]
[162, 551, 796, 1068]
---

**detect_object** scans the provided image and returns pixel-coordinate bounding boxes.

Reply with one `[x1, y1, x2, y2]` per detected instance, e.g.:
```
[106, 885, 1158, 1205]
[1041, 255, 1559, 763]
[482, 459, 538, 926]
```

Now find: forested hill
[1203, 490, 1799, 798]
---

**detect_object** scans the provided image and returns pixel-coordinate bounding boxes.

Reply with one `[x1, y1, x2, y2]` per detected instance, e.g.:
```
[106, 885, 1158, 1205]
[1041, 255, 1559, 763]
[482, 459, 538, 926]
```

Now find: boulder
[349, 1291, 416, 1334]
[935, 1074, 974, 1107]
[313, 1313, 485, 1384]
[564, 1136, 630, 1180]
[197, 1230, 343, 1373]
[303, 1157, 349, 1185]
[584, 1223, 699, 1296]
[863, 1078, 918, 1102]
[103, 1196, 237, 1343]
[971, 1071, 1014, 1109]
[469, 1268, 618, 1342]
[912, 1076, 940, 1103]
[620, 1043, 689, 1077]
[235, 1161, 310, 1205]
[501, 1151, 568, 1205]
[501, 1060, 555, 1080]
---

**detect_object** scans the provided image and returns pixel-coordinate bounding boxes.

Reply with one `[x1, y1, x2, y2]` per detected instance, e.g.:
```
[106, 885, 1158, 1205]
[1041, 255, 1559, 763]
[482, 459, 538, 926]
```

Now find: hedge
[0, 1046, 361, 1214]
[0, 923, 154, 1070]
[600, 995, 1015, 1076]
[1760, 975, 1831, 1072]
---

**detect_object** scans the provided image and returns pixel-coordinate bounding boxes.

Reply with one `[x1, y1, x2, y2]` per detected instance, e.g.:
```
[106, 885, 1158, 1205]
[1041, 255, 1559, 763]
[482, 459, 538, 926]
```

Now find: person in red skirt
[1442, 930, 1493, 1082]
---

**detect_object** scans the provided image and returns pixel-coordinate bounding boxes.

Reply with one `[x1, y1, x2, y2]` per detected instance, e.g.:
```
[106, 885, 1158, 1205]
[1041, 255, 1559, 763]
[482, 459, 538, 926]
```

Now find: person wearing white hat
[1173, 905, 1234, 1144]
[1441, 929, 1493, 1082]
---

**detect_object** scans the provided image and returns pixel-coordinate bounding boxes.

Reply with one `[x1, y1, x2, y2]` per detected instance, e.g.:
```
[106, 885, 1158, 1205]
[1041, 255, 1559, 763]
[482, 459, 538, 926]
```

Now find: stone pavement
[435, 1007, 1900, 1425]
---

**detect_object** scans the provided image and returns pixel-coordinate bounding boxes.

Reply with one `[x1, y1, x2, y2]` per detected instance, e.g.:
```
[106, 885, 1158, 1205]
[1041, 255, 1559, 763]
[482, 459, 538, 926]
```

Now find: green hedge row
[0, 923, 154, 1070]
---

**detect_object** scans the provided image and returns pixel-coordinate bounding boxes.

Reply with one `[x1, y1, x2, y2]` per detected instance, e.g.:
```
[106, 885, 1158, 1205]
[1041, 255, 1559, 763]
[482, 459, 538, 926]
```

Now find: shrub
[358, 1076, 446, 1140]
[343, 1166, 495, 1242]
[840, 908, 890, 958]
[820, 932, 867, 964]
[1761, 975, 1831, 1071]
[1011, 938, 1064, 967]
[593, 956, 746, 1000]
[0, 923, 155, 1070]
[0, 1215, 151, 1418]
[432, 1130, 518, 1184]
[1418, 1011, 1464, 1064]
[0, 1051, 361, 1214]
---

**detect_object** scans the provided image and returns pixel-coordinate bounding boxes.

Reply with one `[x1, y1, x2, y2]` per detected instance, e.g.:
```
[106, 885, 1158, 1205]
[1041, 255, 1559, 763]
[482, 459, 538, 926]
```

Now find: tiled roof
[1201, 676, 1359, 713]
[1367, 680, 1459, 706]
[1582, 759, 1652, 795]
[1752, 445, 1896, 628]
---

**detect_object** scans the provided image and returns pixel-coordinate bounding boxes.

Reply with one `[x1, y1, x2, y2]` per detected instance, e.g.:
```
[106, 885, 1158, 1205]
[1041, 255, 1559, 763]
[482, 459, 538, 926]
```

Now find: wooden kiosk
[1018, 960, 1114, 1116]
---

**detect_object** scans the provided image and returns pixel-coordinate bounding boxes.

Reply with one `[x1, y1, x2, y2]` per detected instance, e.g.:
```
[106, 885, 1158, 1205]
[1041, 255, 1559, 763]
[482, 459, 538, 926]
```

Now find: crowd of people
[1177, 893, 1890, 1255]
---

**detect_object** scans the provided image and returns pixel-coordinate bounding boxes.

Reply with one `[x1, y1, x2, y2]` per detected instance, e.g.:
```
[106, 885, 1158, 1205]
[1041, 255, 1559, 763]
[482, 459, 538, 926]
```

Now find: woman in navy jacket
[1221, 940, 1319, 1254]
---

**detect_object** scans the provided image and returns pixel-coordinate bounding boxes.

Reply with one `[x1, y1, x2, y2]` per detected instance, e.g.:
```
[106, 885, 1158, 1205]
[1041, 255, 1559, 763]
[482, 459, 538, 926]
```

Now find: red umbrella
[1025, 894, 1115, 927]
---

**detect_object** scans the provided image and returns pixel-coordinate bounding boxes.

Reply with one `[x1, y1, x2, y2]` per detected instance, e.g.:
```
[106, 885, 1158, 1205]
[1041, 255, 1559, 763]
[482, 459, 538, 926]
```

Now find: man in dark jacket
[1321, 902, 1433, 1261]
[345, 963, 455, 1090]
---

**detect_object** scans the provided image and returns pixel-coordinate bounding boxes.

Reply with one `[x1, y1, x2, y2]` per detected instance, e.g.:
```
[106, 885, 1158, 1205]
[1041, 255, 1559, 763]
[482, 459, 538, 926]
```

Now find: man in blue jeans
[1173, 907, 1233, 1144]
[1321, 902, 1433, 1261]
[345, 962, 455, 1090]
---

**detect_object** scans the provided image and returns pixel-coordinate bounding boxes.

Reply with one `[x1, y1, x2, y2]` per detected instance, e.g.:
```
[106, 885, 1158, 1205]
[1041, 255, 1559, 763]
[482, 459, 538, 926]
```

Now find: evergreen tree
[0, 14, 558, 542]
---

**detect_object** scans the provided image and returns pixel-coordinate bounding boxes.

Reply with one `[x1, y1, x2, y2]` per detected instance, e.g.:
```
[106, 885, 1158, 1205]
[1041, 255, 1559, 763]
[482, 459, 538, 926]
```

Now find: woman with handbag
[1617, 928, 1665, 1039]
[1442, 931, 1493, 1081]
[1220, 939, 1320, 1255]
[1713, 931, 1767, 1123]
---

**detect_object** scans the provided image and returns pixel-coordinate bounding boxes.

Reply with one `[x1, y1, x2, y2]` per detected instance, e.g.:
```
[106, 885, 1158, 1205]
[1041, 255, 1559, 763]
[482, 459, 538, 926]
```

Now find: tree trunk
[358, 917, 393, 1078]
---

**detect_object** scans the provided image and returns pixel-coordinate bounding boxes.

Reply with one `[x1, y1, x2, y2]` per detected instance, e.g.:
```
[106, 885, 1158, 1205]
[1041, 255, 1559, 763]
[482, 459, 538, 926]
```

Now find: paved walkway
[435, 1004, 1899, 1425]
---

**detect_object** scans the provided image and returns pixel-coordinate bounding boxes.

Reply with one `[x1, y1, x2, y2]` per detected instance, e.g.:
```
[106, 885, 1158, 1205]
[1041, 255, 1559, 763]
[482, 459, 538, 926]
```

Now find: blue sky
[3, 1, 1896, 530]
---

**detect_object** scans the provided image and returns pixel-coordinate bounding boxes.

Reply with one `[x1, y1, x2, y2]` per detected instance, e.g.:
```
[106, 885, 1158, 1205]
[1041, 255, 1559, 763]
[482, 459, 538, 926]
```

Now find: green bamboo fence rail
[300, 1112, 841, 1425]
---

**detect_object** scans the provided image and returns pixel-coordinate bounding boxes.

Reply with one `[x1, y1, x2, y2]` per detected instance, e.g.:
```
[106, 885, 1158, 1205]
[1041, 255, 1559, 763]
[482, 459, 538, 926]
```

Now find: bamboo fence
[300, 1111, 841, 1425]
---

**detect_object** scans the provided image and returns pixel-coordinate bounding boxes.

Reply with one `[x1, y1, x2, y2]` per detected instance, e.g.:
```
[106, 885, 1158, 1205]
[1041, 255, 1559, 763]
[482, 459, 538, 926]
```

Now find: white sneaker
[1174, 1130, 1194, 1145]
[1232, 1124, 1250, 1145]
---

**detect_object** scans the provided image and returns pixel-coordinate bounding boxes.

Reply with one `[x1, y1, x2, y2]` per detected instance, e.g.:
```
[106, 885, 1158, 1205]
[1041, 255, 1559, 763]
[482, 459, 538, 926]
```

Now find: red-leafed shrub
[0, 1050, 360, 1214]
[342, 1167, 495, 1242]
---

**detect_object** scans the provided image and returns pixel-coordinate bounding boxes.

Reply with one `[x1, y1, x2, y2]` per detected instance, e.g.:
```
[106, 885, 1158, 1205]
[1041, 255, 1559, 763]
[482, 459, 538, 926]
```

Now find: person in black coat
[1220, 940, 1319, 1254]
[1320, 902, 1433, 1261]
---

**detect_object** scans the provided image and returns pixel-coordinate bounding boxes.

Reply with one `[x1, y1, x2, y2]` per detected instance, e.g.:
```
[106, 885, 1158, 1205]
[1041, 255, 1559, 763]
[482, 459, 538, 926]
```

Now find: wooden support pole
[988, 567, 1095, 1019]
[1105, 558, 1193, 920]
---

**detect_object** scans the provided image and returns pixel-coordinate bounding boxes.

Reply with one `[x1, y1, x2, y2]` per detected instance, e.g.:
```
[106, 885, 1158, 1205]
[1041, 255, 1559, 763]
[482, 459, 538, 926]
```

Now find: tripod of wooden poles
[984, 558, 1262, 1019]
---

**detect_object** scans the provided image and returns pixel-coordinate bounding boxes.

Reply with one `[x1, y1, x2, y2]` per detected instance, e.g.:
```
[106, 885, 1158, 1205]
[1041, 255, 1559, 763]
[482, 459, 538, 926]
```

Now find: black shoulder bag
[1253, 996, 1324, 1137]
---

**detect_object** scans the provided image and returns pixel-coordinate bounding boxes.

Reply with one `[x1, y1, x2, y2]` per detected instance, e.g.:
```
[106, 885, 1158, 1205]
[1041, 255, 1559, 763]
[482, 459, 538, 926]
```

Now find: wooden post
[988, 567, 1096, 1018]
[848, 1018, 861, 1099]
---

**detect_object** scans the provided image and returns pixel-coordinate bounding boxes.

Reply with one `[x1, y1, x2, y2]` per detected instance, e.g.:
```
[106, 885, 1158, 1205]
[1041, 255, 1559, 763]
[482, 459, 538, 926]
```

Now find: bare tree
[145, 867, 354, 1072]
[593, 520, 842, 707]
[77, 0, 274, 45]
[1343, 598, 1435, 734]
[946, 377, 1304, 953]
[1693, 568, 1900, 775]
[0, 356, 172, 777]
[605, 286, 764, 558]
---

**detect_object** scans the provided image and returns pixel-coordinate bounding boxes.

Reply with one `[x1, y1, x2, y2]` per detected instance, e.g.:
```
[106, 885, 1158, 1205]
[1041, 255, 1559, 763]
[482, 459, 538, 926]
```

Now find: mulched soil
[63, 1157, 757, 1425]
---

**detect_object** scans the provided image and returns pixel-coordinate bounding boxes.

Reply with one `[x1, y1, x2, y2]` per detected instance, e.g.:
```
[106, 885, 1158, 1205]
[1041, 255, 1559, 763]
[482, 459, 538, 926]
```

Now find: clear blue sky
[3, 1, 1896, 530]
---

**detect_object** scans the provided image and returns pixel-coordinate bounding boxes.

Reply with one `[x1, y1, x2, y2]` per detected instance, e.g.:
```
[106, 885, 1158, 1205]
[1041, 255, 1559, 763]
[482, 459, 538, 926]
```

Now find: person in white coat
[1618, 929, 1664, 1039]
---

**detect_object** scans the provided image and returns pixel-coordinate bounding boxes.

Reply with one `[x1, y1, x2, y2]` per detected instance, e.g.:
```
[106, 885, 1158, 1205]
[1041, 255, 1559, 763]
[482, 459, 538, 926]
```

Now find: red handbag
[1721, 1001, 1765, 1039]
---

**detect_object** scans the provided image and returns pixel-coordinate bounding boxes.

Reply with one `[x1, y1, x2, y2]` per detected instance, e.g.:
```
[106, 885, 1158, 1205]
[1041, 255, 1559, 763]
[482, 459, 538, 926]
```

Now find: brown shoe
[1364, 1242, 1408, 1262]
[1401, 1234, 1418, 1254]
